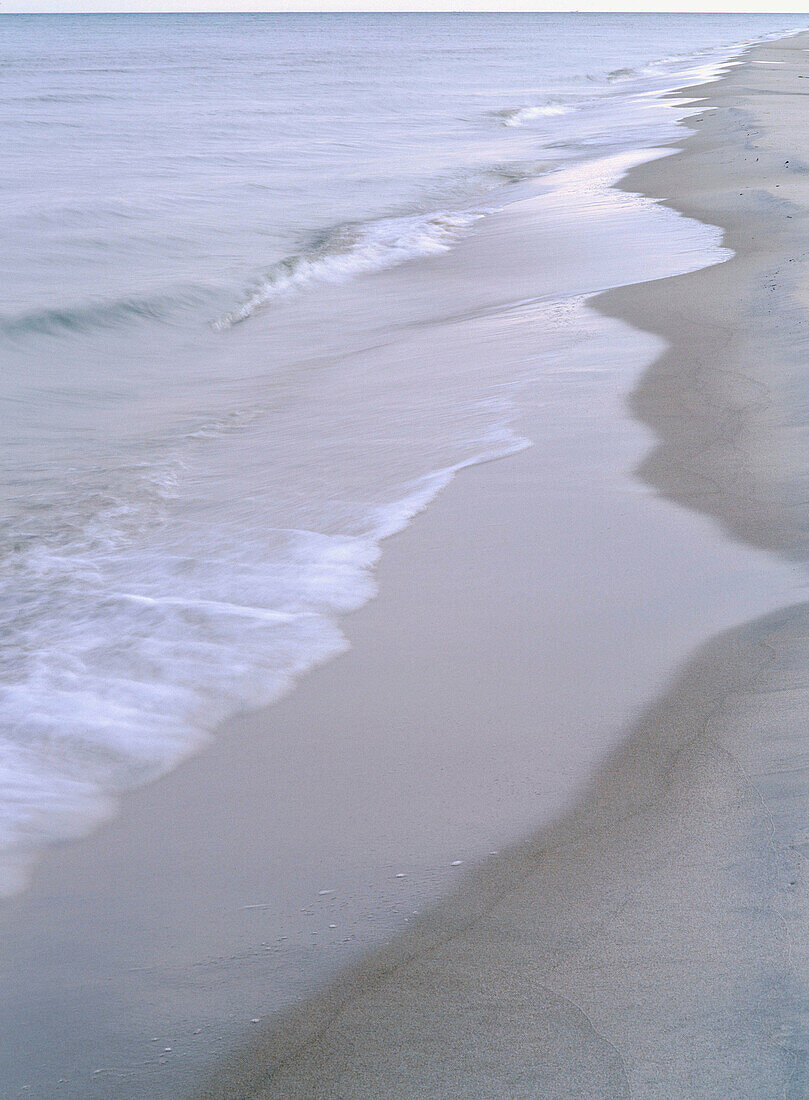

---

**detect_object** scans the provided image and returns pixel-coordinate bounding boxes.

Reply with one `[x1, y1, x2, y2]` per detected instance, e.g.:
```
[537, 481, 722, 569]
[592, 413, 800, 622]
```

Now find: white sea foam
[215, 209, 488, 329]
[0, 424, 529, 897]
[501, 103, 571, 127]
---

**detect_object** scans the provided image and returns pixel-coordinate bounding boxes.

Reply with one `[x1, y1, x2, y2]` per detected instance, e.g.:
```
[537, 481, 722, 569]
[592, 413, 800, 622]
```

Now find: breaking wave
[500, 103, 571, 127]
[215, 209, 489, 329]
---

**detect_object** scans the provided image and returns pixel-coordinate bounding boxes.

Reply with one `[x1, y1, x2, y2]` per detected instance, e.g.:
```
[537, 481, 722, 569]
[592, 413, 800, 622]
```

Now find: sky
[4, 1, 809, 11]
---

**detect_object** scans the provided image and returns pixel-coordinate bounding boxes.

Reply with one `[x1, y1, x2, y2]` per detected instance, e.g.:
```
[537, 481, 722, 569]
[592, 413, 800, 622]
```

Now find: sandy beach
[189, 32, 809, 1100]
[3, 24, 809, 1100]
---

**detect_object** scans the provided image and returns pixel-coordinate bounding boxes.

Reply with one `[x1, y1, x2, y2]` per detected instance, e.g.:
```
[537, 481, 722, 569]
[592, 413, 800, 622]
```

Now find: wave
[606, 66, 637, 82]
[214, 209, 488, 329]
[0, 425, 529, 897]
[0, 287, 208, 339]
[3, 92, 120, 104]
[499, 103, 571, 128]
[7, 191, 528, 344]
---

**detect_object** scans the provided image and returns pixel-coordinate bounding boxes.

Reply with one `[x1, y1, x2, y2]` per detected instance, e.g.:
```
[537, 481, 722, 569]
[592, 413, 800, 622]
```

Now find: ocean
[1, 11, 804, 899]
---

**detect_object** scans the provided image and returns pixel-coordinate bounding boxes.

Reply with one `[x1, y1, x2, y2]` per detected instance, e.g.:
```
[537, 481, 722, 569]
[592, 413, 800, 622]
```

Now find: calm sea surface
[1, 13, 804, 897]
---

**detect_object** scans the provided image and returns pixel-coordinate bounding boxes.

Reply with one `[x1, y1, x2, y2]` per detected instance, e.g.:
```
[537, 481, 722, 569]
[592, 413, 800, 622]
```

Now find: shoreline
[190, 32, 809, 1098]
[2, 30, 807, 1100]
[0, 21, 775, 911]
[597, 39, 809, 562]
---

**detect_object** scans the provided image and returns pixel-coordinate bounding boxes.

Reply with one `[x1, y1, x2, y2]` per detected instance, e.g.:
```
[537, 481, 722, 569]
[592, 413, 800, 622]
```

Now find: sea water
[1, 12, 804, 896]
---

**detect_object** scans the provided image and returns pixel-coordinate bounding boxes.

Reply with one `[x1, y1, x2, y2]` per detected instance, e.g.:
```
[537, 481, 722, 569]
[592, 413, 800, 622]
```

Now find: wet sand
[2, 32, 808, 1100]
[189, 32, 809, 1100]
